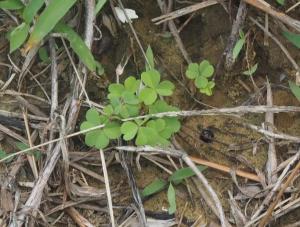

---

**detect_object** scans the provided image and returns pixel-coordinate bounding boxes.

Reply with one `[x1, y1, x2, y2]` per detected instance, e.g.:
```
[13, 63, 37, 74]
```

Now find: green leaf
[0, 0, 23, 9]
[195, 76, 208, 89]
[139, 88, 157, 105]
[86, 108, 101, 124]
[156, 81, 174, 96]
[22, 0, 44, 23]
[124, 76, 140, 93]
[149, 100, 178, 114]
[25, 0, 76, 50]
[96, 62, 105, 75]
[94, 131, 109, 149]
[38, 47, 50, 63]
[108, 84, 124, 97]
[103, 121, 121, 139]
[122, 91, 139, 105]
[80, 121, 95, 131]
[232, 38, 245, 60]
[160, 118, 181, 139]
[200, 81, 215, 96]
[15, 142, 41, 159]
[141, 69, 160, 88]
[147, 119, 166, 132]
[289, 81, 300, 101]
[136, 127, 158, 146]
[145, 45, 154, 71]
[283, 31, 300, 48]
[167, 183, 176, 214]
[186, 63, 199, 79]
[85, 131, 99, 147]
[95, 0, 107, 15]
[121, 121, 138, 140]
[54, 23, 96, 71]
[243, 63, 258, 76]
[9, 23, 29, 53]
[199, 60, 214, 78]
[142, 178, 167, 197]
[169, 166, 207, 183]
[276, 0, 284, 5]
[0, 150, 14, 163]
[103, 105, 114, 116]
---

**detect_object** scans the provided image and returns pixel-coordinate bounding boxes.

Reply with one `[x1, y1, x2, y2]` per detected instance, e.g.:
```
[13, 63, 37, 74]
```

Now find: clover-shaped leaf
[186, 63, 199, 79]
[104, 121, 121, 139]
[139, 87, 157, 105]
[186, 60, 215, 96]
[195, 76, 208, 89]
[199, 81, 215, 96]
[199, 60, 214, 78]
[136, 127, 159, 146]
[86, 108, 101, 124]
[108, 84, 124, 99]
[156, 81, 175, 96]
[124, 76, 140, 93]
[160, 118, 181, 139]
[141, 69, 160, 88]
[123, 91, 140, 105]
[149, 100, 179, 114]
[121, 121, 138, 140]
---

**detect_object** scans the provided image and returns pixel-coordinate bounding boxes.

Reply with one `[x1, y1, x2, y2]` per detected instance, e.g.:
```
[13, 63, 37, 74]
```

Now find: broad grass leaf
[167, 183, 176, 214]
[15, 142, 41, 159]
[103, 121, 121, 139]
[25, 0, 76, 51]
[139, 87, 157, 105]
[243, 63, 258, 76]
[38, 47, 50, 63]
[289, 81, 300, 101]
[22, 0, 44, 23]
[156, 81, 174, 96]
[55, 23, 96, 71]
[121, 121, 138, 140]
[142, 178, 167, 197]
[95, 0, 107, 15]
[0, 150, 14, 163]
[0, 0, 23, 10]
[276, 0, 284, 5]
[146, 45, 154, 71]
[9, 22, 29, 53]
[169, 165, 207, 183]
[233, 38, 245, 59]
[283, 31, 300, 48]
[141, 69, 160, 88]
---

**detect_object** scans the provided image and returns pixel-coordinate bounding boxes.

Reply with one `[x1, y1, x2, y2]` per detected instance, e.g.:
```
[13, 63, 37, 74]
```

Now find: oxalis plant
[80, 47, 181, 149]
[185, 60, 215, 96]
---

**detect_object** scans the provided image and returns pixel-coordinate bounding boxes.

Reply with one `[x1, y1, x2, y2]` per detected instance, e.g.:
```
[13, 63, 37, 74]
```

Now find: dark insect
[200, 128, 214, 143]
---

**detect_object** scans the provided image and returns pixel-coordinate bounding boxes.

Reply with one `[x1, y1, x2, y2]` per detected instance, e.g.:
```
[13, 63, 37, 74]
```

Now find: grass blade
[22, 0, 44, 23]
[25, 0, 76, 51]
[142, 178, 167, 197]
[95, 0, 107, 15]
[54, 23, 96, 71]
[289, 81, 300, 101]
[0, 0, 23, 10]
[283, 31, 300, 48]
[168, 165, 207, 183]
[9, 22, 29, 53]
[167, 183, 176, 214]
